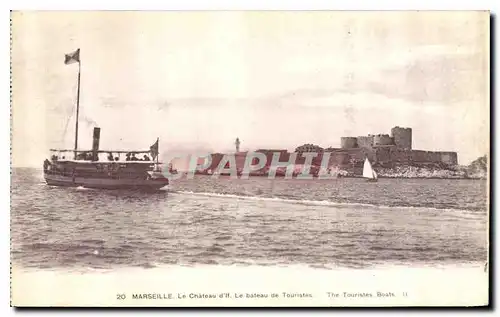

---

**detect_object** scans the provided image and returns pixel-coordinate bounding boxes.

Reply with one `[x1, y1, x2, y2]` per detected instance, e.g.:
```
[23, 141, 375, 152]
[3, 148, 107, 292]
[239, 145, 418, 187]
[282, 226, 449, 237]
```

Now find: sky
[11, 11, 489, 167]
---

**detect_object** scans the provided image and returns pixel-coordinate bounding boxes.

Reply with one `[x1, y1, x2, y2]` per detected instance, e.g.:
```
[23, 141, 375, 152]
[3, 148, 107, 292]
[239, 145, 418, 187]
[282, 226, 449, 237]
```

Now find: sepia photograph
[10, 10, 490, 307]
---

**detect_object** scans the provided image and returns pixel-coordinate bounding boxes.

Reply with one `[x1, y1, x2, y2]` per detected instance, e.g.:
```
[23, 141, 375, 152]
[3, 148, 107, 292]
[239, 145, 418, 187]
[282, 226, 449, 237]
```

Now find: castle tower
[341, 137, 358, 149]
[391, 126, 412, 150]
[357, 135, 374, 149]
[235, 137, 240, 152]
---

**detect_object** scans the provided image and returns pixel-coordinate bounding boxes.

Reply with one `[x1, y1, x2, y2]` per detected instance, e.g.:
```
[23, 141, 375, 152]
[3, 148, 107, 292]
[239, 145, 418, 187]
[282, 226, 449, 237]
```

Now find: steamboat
[43, 48, 169, 190]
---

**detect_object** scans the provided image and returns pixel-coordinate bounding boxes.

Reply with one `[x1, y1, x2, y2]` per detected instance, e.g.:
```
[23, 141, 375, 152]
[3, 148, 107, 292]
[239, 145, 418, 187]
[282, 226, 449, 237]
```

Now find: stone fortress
[199, 126, 458, 175]
[294, 126, 458, 169]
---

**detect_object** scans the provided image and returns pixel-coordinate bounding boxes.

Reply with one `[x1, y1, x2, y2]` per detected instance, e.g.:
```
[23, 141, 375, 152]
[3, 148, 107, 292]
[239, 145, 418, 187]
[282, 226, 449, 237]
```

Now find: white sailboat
[362, 157, 378, 182]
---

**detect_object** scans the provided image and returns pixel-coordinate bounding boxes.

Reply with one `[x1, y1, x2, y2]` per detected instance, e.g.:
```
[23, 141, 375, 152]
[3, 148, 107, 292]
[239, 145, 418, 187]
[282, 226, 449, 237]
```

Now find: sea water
[10, 168, 489, 306]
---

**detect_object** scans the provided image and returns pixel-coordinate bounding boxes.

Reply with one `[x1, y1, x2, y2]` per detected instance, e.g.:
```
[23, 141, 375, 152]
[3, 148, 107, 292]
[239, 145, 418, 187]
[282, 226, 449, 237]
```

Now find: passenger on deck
[126, 153, 131, 161]
[107, 153, 114, 161]
[115, 157, 119, 161]
[131, 154, 138, 161]
[143, 155, 150, 161]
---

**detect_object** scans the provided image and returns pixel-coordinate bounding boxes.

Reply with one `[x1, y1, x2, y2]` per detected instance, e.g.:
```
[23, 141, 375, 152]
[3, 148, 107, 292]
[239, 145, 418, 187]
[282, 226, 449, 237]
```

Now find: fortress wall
[373, 134, 394, 146]
[408, 150, 457, 165]
[255, 150, 291, 166]
[325, 151, 350, 167]
[325, 148, 458, 169]
[342, 148, 376, 165]
[345, 149, 364, 163]
[279, 151, 291, 163]
[389, 149, 411, 164]
[375, 147, 393, 163]
[357, 136, 374, 148]
[312, 153, 324, 166]
[387, 149, 458, 166]
[364, 148, 377, 162]
[295, 155, 306, 165]
[427, 151, 441, 162]
[202, 146, 458, 174]
[324, 149, 457, 168]
[438, 152, 458, 165]
[295, 152, 327, 166]
[409, 150, 430, 162]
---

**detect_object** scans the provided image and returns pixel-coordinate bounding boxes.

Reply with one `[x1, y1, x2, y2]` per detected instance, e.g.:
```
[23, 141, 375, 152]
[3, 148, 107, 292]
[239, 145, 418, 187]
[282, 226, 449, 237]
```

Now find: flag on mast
[64, 48, 80, 65]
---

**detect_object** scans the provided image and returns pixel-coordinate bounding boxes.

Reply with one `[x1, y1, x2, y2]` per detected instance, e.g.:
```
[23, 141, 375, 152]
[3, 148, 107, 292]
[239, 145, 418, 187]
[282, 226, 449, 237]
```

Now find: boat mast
[74, 54, 81, 159]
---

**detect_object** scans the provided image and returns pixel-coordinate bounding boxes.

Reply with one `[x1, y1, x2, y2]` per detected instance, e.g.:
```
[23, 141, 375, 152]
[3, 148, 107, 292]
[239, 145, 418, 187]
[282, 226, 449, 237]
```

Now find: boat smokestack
[92, 127, 100, 161]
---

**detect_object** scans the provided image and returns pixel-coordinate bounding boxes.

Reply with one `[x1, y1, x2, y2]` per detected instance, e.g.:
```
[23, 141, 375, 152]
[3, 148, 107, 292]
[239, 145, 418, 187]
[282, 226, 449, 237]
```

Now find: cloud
[366, 52, 486, 104]
[10, 12, 489, 167]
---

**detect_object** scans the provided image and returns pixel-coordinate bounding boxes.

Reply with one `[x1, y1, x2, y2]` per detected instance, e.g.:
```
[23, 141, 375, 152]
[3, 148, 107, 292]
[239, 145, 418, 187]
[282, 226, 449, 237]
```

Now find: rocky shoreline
[193, 167, 486, 180]
[191, 158, 488, 180]
[337, 165, 487, 180]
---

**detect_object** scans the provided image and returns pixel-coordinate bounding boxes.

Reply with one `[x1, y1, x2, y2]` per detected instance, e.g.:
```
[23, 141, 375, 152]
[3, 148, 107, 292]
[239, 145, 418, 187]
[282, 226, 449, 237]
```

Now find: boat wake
[170, 190, 477, 214]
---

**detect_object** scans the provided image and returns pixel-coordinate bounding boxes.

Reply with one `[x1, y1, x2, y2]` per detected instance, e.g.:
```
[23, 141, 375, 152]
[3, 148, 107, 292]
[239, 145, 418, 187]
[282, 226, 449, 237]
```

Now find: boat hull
[44, 173, 169, 190]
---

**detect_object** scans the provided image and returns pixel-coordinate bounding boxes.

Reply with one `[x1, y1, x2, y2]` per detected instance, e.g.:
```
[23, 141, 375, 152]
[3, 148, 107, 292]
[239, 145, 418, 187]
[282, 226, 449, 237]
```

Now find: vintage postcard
[10, 11, 489, 307]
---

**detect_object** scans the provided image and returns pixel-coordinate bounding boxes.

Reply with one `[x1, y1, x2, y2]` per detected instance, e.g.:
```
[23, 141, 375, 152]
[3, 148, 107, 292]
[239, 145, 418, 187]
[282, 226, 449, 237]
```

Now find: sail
[363, 158, 374, 179]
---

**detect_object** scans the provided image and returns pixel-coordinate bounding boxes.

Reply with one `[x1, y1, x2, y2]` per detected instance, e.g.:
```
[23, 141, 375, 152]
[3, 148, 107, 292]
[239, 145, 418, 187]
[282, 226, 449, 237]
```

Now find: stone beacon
[235, 137, 241, 153]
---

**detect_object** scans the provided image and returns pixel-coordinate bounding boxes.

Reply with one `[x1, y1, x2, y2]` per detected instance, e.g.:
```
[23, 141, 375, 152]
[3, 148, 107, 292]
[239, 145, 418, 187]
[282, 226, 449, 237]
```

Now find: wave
[76, 186, 92, 191]
[12, 261, 486, 275]
[170, 190, 479, 213]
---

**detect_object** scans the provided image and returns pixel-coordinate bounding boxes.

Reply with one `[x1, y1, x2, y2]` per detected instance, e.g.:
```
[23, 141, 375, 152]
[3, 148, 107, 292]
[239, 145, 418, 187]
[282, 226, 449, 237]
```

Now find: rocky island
[194, 126, 486, 179]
